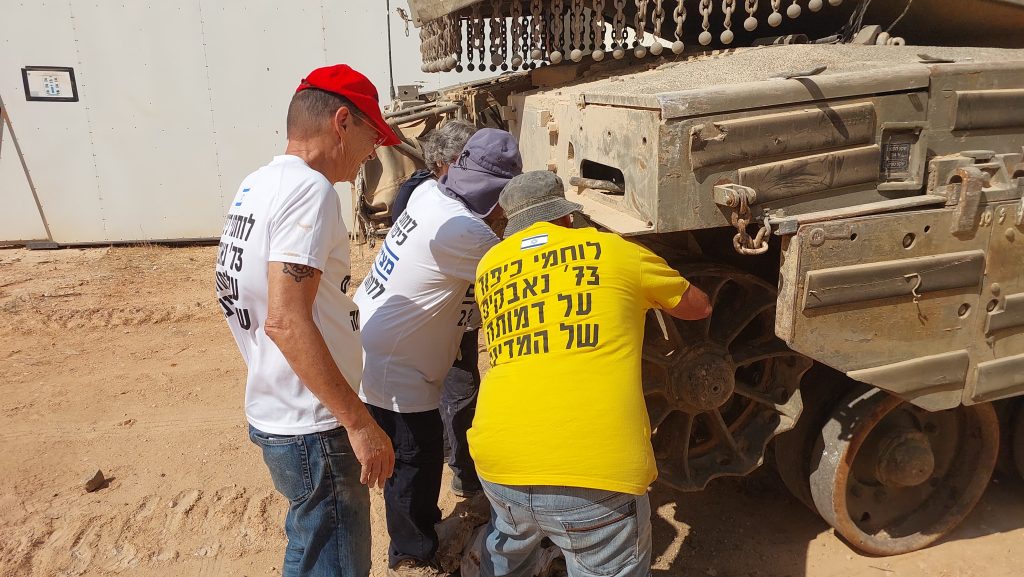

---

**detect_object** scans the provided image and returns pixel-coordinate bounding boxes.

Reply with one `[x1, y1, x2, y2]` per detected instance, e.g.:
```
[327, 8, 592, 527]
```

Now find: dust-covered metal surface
[532, 45, 1022, 113]
[509, 45, 1024, 235]
[776, 147, 1024, 411]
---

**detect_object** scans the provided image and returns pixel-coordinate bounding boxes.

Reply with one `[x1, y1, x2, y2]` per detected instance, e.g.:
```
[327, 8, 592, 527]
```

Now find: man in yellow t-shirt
[468, 171, 711, 577]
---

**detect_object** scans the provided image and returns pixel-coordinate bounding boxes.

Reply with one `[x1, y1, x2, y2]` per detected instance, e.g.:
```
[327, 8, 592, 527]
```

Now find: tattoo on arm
[282, 263, 316, 283]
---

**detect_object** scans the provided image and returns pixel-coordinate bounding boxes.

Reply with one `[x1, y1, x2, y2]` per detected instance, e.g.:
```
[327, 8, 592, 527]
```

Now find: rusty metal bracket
[714, 184, 769, 255]
[950, 167, 986, 235]
[569, 176, 624, 194]
[713, 183, 758, 208]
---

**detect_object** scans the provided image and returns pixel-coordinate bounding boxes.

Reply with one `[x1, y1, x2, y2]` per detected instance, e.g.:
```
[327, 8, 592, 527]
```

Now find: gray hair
[286, 88, 361, 140]
[422, 119, 477, 169]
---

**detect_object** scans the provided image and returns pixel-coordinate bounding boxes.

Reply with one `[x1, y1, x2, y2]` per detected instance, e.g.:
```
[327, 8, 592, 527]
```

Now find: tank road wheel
[772, 367, 850, 510]
[1013, 400, 1024, 480]
[809, 387, 1000, 556]
[642, 264, 813, 491]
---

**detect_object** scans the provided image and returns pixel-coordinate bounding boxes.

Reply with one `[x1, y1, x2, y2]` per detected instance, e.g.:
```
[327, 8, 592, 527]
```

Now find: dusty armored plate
[545, 44, 1024, 118]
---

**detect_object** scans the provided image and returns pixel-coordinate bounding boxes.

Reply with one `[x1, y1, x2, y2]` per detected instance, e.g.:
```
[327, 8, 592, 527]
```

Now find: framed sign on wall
[22, 66, 79, 102]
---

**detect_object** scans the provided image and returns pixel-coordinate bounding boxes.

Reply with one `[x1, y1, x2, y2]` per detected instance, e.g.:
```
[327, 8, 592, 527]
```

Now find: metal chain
[592, 0, 607, 59]
[634, 0, 650, 53]
[769, 0, 783, 26]
[433, 19, 443, 64]
[731, 196, 770, 255]
[744, 0, 759, 31]
[612, 0, 627, 58]
[699, 0, 713, 46]
[489, 0, 501, 70]
[650, 0, 665, 55]
[530, 0, 544, 59]
[421, 19, 431, 68]
[434, 19, 443, 64]
[425, 20, 437, 70]
[521, 12, 532, 68]
[587, 8, 596, 53]
[571, 0, 582, 50]
[502, 15, 509, 70]
[510, 0, 524, 69]
[419, 19, 428, 66]
[438, 18, 446, 62]
[551, 0, 565, 63]
[788, 0, 802, 19]
[672, 0, 687, 53]
[466, 10, 476, 70]
[571, 0, 585, 60]
[437, 17, 447, 71]
[721, 0, 736, 44]
[475, 3, 486, 70]
[455, 16, 465, 71]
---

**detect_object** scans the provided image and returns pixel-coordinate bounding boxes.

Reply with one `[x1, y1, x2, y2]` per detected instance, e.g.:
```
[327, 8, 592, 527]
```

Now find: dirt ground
[0, 244, 1021, 577]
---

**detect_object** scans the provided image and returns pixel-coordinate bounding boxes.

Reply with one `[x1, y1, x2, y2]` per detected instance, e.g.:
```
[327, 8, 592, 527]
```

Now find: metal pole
[386, 0, 397, 100]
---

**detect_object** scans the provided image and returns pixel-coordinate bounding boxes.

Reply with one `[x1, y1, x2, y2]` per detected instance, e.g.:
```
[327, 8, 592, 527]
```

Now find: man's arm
[263, 262, 394, 488]
[666, 284, 712, 321]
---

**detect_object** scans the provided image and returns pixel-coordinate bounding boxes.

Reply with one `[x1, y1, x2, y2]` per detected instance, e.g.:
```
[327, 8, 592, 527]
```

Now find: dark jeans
[440, 329, 482, 491]
[249, 425, 371, 577]
[366, 404, 444, 567]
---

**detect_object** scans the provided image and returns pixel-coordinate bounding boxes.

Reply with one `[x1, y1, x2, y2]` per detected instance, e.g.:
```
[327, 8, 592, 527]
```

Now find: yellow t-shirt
[468, 222, 690, 495]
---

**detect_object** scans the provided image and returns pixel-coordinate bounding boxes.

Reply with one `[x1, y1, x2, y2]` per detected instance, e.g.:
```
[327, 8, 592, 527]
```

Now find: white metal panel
[70, 1, 223, 242]
[0, 1, 108, 244]
[0, 106, 48, 242]
[199, 0, 329, 209]
[1, 1, 494, 244]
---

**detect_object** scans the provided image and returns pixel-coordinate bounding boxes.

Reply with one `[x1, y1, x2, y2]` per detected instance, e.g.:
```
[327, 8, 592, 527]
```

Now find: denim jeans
[249, 425, 371, 577]
[440, 328, 482, 492]
[479, 480, 652, 577]
[365, 405, 445, 567]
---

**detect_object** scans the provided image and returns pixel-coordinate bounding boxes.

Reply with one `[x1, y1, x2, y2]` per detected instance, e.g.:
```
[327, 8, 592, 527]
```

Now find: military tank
[358, 0, 1024, 556]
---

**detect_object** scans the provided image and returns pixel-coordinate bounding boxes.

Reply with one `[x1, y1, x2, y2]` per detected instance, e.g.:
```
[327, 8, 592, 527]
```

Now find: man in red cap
[216, 64, 399, 577]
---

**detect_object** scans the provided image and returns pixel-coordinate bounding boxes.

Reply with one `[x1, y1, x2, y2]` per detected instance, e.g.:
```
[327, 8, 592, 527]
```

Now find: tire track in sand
[1, 486, 283, 576]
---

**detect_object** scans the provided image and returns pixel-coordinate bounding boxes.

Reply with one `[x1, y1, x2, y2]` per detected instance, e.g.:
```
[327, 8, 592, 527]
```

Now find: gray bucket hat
[500, 171, 583, 237]
[442, 128, 522, 217]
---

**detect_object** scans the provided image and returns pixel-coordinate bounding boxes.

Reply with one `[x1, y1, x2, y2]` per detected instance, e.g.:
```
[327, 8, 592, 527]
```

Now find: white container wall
[0, 1, 487, 245]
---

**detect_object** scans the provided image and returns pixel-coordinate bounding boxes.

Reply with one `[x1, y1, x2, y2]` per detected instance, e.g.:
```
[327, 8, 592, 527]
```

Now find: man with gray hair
[469, 171, 711, 577]
[390, 119, 477, 219]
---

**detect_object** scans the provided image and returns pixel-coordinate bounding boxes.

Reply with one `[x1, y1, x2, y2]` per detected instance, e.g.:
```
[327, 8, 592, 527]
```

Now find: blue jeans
[249, 425, 371, 577]
[365, 405, 444, 567]
[479, 480, 652, 577]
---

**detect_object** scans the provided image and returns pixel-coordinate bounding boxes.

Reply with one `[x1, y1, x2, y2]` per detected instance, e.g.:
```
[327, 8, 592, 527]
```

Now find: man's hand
[347, 416, 396, 488]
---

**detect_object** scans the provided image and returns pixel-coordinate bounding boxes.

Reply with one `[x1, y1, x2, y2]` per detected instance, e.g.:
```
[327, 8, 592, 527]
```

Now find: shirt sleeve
[268, 179, 340, 271]
[435, 215, 500, 282]
[638, 244, 690, 310]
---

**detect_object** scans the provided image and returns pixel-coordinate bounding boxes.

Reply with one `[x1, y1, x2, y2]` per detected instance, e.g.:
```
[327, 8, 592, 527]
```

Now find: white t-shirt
[355, 180, 498, 412]
[216, 155, 362, 435]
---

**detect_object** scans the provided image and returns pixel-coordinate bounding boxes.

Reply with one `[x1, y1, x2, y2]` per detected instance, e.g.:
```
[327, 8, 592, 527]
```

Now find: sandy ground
[0, 244, 1021, 577]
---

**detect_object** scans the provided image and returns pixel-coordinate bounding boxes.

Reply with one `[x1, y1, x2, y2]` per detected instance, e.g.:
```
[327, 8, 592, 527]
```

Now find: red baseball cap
[296, 64, 400, 147]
